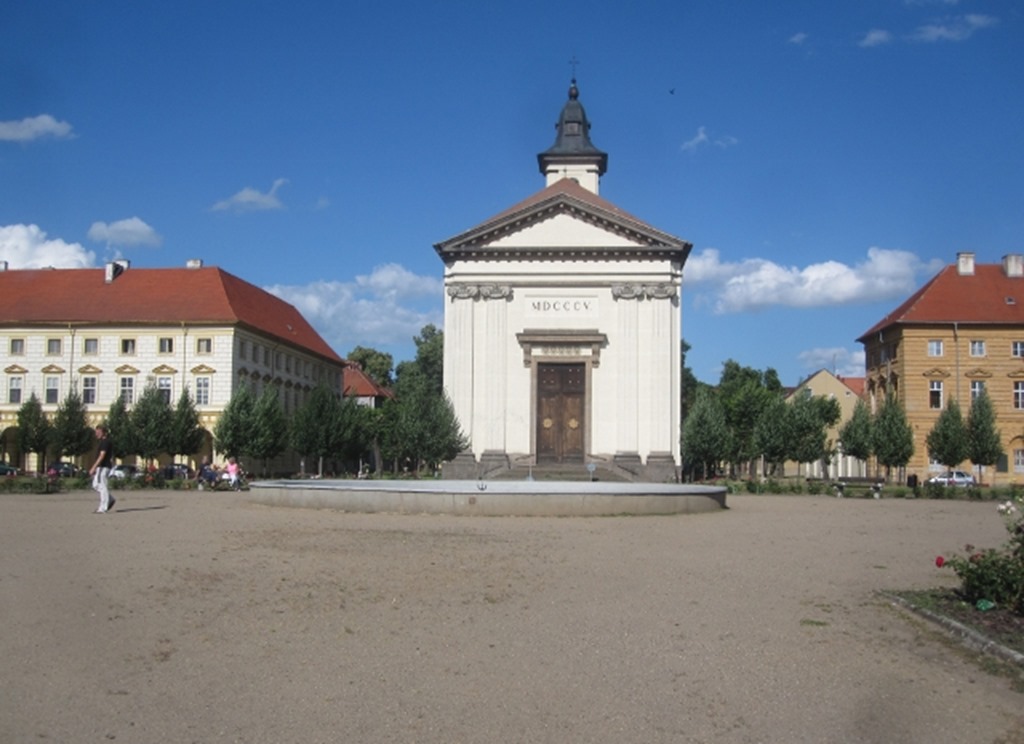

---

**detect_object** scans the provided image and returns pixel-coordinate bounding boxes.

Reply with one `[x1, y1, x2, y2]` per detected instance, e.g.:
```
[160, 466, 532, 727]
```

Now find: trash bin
[907, 474, 918, 489]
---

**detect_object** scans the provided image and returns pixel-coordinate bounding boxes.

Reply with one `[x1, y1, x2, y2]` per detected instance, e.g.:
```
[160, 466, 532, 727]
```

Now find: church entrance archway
[536, 363, 585, 463]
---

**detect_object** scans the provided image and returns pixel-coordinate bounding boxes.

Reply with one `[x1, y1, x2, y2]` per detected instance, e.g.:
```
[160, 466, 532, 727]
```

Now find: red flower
[935, 556, 945, 568]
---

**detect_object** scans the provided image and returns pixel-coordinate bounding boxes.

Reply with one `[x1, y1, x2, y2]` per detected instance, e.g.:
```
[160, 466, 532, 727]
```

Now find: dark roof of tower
[537, 79, 608, 176]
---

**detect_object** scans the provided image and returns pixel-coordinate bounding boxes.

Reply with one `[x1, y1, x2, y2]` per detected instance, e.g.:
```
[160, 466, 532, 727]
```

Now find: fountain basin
[248, 479, 727, 516]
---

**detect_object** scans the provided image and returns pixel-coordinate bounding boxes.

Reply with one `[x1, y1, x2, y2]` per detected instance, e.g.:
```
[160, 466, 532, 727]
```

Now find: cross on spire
[569, 54, 579, 81]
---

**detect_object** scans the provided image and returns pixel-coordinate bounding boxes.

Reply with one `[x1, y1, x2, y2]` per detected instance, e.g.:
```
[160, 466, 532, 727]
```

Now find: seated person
[196, 457, 218, 489]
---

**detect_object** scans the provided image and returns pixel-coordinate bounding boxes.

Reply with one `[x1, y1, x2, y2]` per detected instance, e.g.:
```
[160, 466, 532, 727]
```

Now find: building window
[239, 340, 247, 360]
[970, 380, 985, 401]
[45, 376, 60, 404]
[928, 340, 943, 357]
[196, 338, 212, 354]
[929, 380, 943, 409]
[121, 338, 136, 355]
[158, 376, 172, 404]
[9, 338, 25, 355]
[1014, 341, 1024, 358]
[1016, 450, 1024, 474]
[83, 338, 98, 355]
[970, 340, 986, 357]
[8, 376, 22, 404]
[47, 338, 62, 355]
[159, 337, 174, 354]
[1015, 382, 1024, 410]
[82, 376, 97, 405]
[195, 376, 210, 405]
[120, 377, 135, 405]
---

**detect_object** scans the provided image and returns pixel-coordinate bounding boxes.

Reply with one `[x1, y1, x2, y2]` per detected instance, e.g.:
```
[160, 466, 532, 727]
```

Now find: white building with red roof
[436, 81, 691, 481]
[0, 260, 346, 472]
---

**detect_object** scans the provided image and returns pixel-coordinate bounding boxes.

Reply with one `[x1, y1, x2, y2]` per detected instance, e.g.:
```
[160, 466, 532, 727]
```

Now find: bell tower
[537, 79, 608, 194]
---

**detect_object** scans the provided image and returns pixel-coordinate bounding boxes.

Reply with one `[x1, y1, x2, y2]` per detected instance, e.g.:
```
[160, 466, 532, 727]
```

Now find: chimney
[104, 259, 130, 283]
[1003, 254, 1024, 278]
[956, 252, 975, 276]
[0, 260, 8, 271]
[186, 258, 204, 269]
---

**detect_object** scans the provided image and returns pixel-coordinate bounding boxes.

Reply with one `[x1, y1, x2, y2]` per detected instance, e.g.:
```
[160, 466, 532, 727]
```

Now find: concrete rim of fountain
[248, 479, 727, 517]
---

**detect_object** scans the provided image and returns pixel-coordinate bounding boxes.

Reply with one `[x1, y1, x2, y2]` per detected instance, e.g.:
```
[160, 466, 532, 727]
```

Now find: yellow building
[858, 252, 1024, 485]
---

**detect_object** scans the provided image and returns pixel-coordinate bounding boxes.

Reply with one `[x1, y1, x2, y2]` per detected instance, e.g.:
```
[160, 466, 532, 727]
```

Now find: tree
[839, 399, 873, 463]
[214, 385, 255, 460]
[17, 393, 52, 470]
[381, 362, 466, 476]
[926, 398, 970, 473]
[249, 386, 288, 475]
[966, 391, 1003, 483]
[412, 324, 444, 395]
[753, 395, 790, 476]
[131, 384, 173, 465]
[346, 346, 394, 388]
[51, 390, 93, 462]
[168, 388, 205, 465]
[787, 391, 841, 475]
[679, 339, 700, 427]
[873, 395, 914, 482]
[290, 384, 343, 477]
[681, 387, 730, 480]
[105, 396, 136, 461]
[717, 360, 781, 475]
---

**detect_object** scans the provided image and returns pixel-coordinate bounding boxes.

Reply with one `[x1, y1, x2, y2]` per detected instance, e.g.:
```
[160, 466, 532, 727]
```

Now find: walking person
[89, 425, 115, 513]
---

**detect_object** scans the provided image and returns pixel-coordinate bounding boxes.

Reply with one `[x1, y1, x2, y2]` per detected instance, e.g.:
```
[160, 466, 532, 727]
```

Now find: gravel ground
[2, 489, 1022, 744]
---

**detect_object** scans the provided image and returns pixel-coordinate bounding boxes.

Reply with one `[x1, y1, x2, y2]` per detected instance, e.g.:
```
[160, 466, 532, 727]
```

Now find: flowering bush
[936, 497, 1024, 616]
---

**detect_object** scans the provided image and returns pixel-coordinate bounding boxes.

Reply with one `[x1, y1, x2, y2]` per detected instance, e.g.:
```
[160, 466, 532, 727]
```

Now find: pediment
[115, 364, 139, 375]
[965, 368, 992, 378]
[151, 364, 178, 375]
[4, 364, 28, 375]
[41, 364, 65, 374]
[191, 364, 216, 375]
[922, 368, 950, 378]
[489, 213, 643, 249]
[1008, 368, 1024, 379]
[435, 180, 690, 263]
[78, 364, 103, 375]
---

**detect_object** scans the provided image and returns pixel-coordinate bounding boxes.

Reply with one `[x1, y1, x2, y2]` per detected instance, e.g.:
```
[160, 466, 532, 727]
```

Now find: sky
[2, 0, 1022, 386]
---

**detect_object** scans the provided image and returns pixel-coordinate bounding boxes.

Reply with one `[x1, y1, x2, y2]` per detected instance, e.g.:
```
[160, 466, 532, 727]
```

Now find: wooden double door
[536, 363, 585, 463]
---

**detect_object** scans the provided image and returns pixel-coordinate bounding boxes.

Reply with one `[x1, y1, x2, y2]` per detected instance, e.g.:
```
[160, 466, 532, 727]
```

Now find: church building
[435, 80, 692, 482]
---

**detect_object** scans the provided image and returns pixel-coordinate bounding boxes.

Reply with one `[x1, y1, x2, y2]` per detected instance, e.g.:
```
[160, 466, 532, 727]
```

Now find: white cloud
[686, 246, 942, 313]
[797, 347, 866, 378]
[0, 224, 95, 268]
[681, 126, 738, 153]
[788, 32, 808, 45]
[0, 114, 74, 142]
[264, 263, 444, 356]
[87, 216, 162, 247]
[910, 14, 998, 42]
[859, 29, 893, 48]
[211, 178, 288, 212]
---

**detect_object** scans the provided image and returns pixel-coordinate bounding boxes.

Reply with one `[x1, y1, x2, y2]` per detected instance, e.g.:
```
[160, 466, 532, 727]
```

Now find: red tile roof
[858, 263, 1024, 341]
[838, 376, 865, 397]
[343, 365, 394, 400]
[0, 266, 343, 363]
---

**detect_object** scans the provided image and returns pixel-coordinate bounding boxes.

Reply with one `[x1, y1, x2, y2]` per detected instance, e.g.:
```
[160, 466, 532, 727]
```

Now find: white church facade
[436, 81, 692, 482]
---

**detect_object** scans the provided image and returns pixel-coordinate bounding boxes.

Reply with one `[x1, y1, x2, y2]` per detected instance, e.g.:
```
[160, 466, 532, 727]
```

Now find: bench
[833, 480, 884, 499]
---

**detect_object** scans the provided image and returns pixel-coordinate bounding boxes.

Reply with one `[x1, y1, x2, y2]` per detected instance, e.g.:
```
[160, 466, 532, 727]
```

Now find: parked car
[0, 461, 19, 476]
[162, 463, 194, 480]
[927, 470, 976, 486]
[110, 464, 141, 479]
[48, 462, 82, 478]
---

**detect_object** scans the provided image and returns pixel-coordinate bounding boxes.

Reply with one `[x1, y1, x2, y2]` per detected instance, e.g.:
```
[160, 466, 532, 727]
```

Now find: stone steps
[489, 463, 632, 483]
